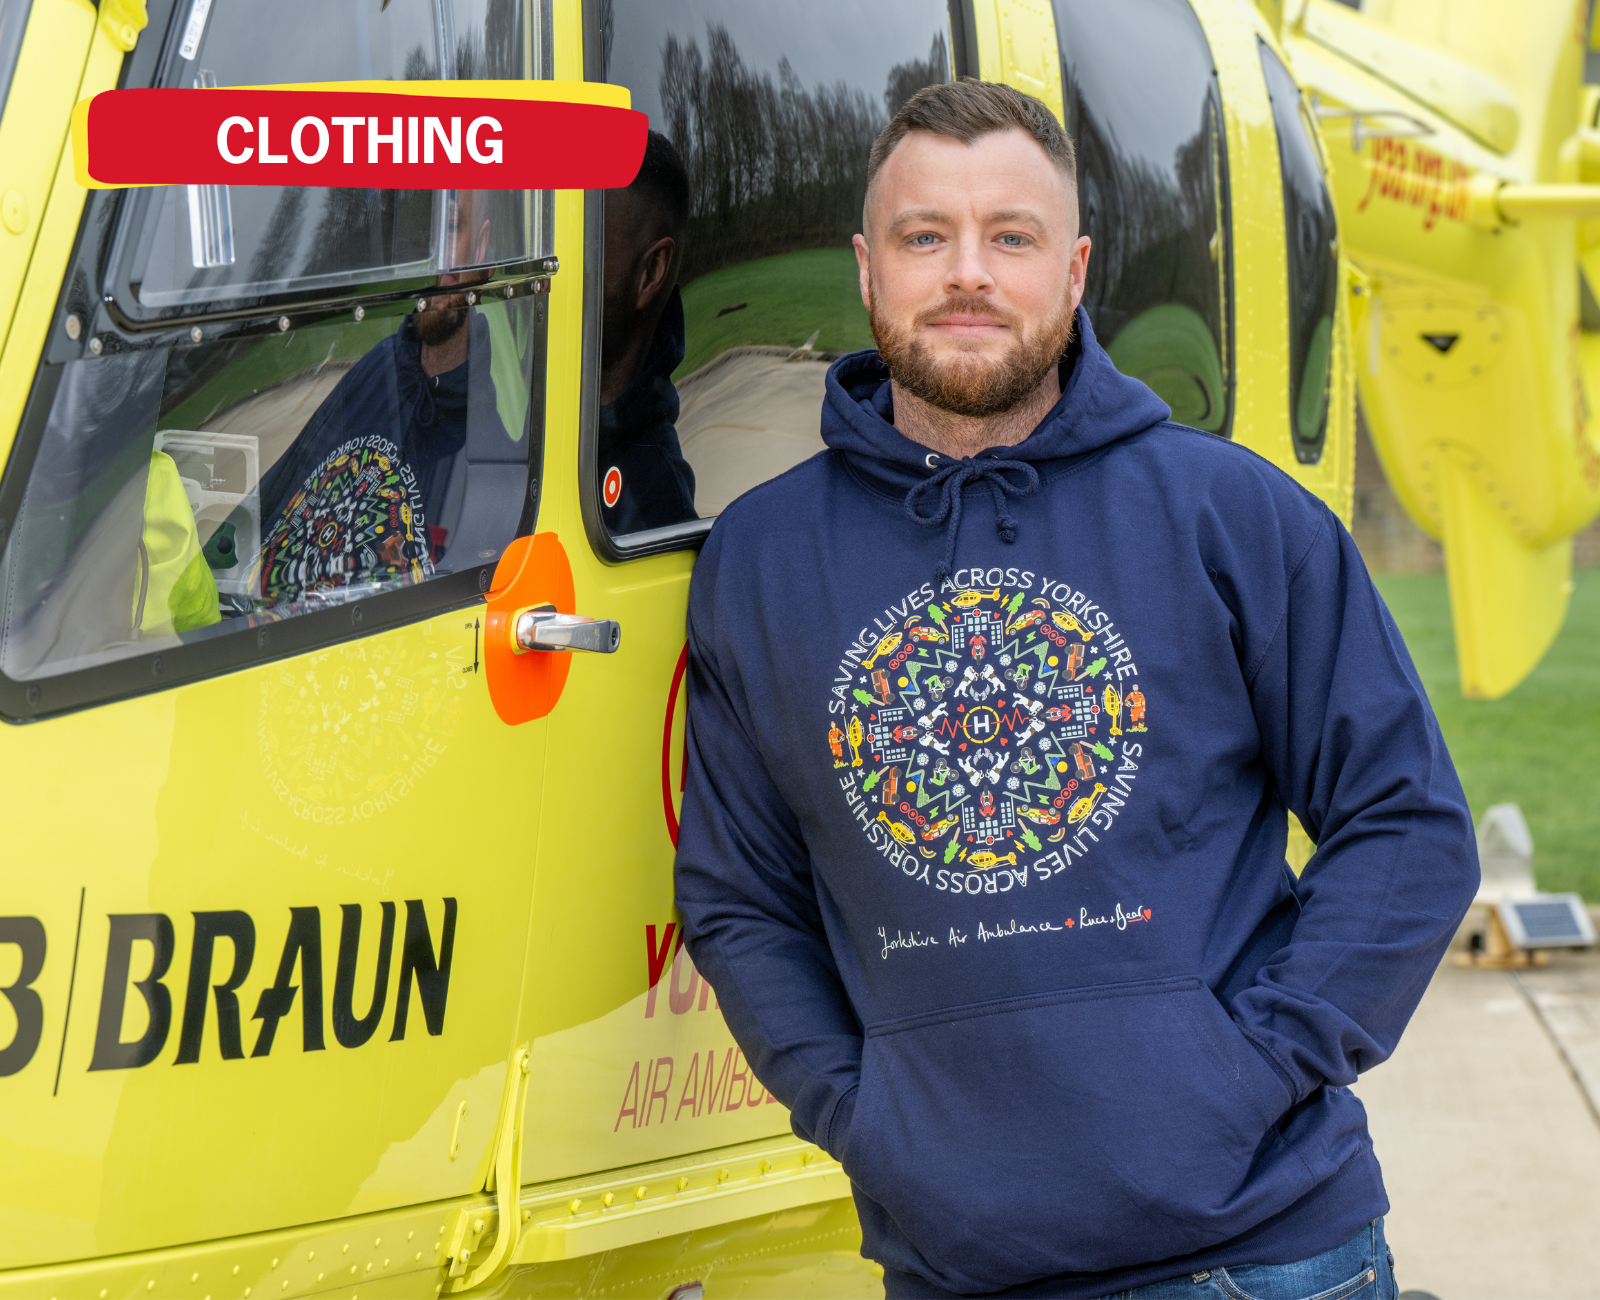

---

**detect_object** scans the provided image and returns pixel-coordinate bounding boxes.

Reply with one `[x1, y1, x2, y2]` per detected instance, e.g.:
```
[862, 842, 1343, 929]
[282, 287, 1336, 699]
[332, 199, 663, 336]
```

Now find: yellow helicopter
[1275, 0, 1600, 698]
[0, 0, 1354, 1296]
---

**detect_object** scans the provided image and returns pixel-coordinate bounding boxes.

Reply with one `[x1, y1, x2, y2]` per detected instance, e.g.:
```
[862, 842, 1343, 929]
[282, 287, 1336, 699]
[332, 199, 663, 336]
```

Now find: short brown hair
[866, 78, 1077, 199]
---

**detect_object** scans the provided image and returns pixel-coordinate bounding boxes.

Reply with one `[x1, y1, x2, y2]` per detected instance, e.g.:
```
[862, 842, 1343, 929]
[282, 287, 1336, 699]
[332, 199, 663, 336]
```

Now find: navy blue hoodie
[674, 311, 1477, 1297]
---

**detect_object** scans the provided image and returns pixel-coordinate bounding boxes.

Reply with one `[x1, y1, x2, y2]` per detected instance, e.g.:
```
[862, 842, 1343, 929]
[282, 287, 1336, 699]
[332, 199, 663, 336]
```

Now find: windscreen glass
[0, 292, 540, 685]
[594, 0, 951, 538]
[124, 0, 546, 312]
[1054, 0, 1232, 436]
[1259, 39, 1338, 463]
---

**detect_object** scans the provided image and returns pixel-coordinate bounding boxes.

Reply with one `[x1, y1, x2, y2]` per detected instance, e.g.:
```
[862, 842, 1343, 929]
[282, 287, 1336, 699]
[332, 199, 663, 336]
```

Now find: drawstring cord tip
[904, 455, 1040, 581]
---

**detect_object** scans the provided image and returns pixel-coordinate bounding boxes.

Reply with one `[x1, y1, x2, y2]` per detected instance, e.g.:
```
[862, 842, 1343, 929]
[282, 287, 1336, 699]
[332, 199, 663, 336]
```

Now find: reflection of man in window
[256, 192, 507, 606]
[598, 130, 697, 535]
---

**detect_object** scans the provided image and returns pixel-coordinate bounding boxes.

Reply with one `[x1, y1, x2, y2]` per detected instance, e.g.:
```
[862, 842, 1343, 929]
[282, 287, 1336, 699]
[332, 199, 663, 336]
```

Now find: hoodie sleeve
[673, 590, 864, 1159]
[1232, 502, 1478, 1107]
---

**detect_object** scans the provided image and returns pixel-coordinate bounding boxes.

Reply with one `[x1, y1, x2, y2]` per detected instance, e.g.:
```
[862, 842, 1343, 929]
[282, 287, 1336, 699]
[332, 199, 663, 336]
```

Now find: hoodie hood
[821, 308, 1172, 580]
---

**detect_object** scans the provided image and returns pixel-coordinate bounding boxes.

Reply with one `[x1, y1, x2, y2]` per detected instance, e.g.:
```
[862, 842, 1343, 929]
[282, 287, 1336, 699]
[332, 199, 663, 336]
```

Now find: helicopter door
[516, 0, 961, 1178]
[0, 0, 559, 1275]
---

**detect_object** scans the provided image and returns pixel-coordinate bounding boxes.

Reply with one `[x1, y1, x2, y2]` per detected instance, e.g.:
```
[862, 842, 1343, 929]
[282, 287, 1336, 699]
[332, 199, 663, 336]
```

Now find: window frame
[0, 0, 555, 723]
[103, 192, 560, 336]
[577, 0, 975, 566]
[577, 186, 711, 565]
[578, 0, 707, 565]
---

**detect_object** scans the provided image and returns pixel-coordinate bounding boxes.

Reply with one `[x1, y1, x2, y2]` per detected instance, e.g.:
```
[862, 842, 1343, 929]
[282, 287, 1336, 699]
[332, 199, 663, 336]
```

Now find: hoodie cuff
[819, 1085, 858, 1162]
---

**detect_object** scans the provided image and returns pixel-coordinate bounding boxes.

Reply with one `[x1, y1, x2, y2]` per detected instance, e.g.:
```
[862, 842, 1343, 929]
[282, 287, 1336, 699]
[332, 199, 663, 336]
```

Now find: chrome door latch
[515, 607, 621, 654]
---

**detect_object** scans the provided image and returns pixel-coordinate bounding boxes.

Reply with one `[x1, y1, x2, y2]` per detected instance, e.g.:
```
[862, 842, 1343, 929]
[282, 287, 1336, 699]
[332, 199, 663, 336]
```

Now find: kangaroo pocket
[843, 976, 1310, 1290]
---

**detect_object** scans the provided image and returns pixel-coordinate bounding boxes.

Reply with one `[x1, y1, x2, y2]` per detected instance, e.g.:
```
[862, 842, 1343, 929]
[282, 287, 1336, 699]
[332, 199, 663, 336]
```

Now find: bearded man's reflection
[256, 192, 510, 606]
[598, 130, 697, 535]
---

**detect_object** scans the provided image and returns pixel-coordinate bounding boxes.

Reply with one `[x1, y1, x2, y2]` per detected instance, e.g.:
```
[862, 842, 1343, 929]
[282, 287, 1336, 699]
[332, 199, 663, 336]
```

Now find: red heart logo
[1143, 908, 1152, 919]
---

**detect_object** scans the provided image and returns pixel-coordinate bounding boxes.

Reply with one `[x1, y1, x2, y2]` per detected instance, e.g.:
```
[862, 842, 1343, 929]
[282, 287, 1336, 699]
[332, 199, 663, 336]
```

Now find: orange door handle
[483, 532, 575, 725]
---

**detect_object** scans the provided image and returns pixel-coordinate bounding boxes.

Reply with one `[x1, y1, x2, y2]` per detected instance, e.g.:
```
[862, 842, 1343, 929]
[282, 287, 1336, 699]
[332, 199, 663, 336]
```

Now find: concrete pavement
[1352, 949, 1600, 1299]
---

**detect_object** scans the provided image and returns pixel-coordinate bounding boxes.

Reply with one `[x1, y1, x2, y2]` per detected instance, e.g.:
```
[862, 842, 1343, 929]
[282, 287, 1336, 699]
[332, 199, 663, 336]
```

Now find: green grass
[676, 246, 874, 379]
[1376, 569, 1600, 899]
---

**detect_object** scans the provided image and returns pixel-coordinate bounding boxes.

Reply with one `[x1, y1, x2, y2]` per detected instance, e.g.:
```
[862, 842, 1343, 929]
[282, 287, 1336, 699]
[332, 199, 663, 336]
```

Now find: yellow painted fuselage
[1283, 0, 1600, 698]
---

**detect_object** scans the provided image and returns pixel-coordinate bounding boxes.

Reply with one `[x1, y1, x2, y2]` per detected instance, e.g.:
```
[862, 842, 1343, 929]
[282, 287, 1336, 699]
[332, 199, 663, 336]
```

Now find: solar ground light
[1458, 804, 1597, 968]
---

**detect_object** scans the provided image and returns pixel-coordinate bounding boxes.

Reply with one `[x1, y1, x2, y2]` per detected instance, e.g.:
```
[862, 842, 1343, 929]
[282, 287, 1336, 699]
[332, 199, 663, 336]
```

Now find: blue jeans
[1100, 1219, 1398, 1300]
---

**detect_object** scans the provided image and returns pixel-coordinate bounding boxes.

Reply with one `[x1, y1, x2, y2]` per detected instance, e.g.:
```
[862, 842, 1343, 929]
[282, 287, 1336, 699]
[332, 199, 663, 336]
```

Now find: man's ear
[635, 235, 677, 311]
[1068, 235, 1091, 315]
[853, 233, 871, 312]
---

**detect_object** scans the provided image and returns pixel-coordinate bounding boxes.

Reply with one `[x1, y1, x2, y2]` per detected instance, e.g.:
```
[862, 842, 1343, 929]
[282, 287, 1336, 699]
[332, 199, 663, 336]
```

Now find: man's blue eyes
[909, 233, 1029, 246]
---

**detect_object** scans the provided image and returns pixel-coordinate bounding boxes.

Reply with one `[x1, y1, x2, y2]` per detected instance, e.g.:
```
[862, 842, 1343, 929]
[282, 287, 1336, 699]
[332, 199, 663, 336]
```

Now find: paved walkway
[1351, 949, 1600, 1299]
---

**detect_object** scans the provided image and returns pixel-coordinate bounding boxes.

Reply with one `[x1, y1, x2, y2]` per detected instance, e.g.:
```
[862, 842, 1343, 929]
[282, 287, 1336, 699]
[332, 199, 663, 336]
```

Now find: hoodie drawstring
[904, 457, 1041, 583]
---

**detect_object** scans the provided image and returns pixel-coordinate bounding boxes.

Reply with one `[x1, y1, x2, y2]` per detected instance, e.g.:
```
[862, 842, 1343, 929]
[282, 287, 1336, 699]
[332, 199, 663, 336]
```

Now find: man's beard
[416, 305, 469, 346]
[869, 283, 1076, 419]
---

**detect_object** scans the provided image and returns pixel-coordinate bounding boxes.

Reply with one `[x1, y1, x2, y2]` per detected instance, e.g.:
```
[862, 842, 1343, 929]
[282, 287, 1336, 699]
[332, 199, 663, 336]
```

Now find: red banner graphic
[73, 85, 646, 190]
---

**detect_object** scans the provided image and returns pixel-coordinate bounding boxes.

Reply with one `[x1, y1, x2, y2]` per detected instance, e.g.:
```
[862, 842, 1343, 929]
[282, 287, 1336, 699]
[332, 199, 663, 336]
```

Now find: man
[256, 192, 510, 605]
[596, 129, 697, 536]
[674, 80, 1476, 1299]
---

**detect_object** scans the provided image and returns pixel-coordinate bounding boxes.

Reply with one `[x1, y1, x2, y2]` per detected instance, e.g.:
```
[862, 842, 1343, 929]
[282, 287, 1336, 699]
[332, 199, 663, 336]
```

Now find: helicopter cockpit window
[0, 0, 549, 715]
[1054, 0, 1233, 437]
[1259, 39, 1339, 464]
[592, 0, 952, 547]
[113, 0, 546, 318]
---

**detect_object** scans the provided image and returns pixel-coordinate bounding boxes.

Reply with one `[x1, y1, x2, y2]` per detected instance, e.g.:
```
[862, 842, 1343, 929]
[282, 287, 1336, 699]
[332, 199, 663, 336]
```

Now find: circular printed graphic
[256, 621, 468, 831]
[259, 435, 431, 604]
[827, 578, 1150, 895]
[602, 465, 623, 508]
